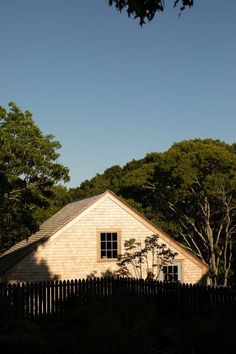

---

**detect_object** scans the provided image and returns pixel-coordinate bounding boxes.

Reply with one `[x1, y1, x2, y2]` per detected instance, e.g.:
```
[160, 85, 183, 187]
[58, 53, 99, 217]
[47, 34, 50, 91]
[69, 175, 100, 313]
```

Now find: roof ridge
[66, 190, 108, 205]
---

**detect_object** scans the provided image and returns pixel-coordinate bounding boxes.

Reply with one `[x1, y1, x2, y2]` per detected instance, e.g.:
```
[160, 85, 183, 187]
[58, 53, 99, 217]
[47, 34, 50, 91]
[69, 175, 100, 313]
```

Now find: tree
[143, 140, 236, 286]
[108, 0, 193, 26]
[65, 138, 236, 285]
[116, 234, 177, 279]
[0, 102, 70, 252]
[33, 184, 70, 225]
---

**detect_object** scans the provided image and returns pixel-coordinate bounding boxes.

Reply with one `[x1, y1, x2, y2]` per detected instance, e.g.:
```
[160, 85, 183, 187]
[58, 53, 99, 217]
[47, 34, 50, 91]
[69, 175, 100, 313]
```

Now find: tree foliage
[108, 0, 194, 25]
[67, 139, 236, 286]
[0, 103, 69, 252]
[116, 234, 177, 279]
[142, 140, 236, 285]
[2, 112, 234, 287]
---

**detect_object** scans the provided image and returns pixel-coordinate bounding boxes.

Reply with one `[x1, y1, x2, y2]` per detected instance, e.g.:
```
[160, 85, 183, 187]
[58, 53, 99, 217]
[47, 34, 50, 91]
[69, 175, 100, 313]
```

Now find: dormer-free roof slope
[0, 190, 208, 276]
[0, 192, 105, 274]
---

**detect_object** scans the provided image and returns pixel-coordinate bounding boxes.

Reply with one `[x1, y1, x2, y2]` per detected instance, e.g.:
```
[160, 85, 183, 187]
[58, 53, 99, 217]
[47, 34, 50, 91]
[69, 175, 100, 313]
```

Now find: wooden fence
[0, 278, 235, 320]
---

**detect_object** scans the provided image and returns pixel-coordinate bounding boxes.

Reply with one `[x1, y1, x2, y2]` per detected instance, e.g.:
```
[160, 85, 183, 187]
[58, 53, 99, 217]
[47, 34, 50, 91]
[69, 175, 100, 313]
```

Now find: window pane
[101, 250, 106, 258]
[107, 233, 111, 241]
[107, 250, 112, 258]
[101, 233, 106, 241]
[163, 266, 167, 274]
[107, 241, 112, 250]
[174, 266, 178, 273]
[101, 241, 106, 250]
[113, 250, 118, 258]
[112, 233, 117, 241]
[112, 241, 117, 250]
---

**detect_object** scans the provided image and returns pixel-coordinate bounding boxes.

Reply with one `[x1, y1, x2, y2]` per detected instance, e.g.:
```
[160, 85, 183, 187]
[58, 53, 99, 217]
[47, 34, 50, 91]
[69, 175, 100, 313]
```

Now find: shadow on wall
[7, 258, 53, 283]
[0, 238, 53, 283]
[87, 268, 208, 285]
[87, 269, 115, 279]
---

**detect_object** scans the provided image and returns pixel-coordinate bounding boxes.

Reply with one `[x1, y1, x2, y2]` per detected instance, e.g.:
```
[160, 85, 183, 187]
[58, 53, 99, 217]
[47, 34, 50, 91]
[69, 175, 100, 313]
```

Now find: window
[100, 232, 118, 260]
[162, 264, 180, 282]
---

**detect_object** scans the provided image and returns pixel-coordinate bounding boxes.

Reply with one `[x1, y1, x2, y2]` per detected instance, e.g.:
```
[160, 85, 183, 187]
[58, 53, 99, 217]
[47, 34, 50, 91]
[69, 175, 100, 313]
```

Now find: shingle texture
[0, 192, 104, 275]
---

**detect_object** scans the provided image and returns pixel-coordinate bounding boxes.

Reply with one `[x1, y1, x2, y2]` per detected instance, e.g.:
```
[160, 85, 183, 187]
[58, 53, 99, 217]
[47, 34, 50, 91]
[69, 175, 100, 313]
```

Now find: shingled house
[0, 190, 208, 283]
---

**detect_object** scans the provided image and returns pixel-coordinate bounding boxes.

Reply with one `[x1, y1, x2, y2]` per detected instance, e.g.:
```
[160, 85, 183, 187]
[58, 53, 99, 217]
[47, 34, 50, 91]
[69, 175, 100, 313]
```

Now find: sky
[1, 0, 236, 188]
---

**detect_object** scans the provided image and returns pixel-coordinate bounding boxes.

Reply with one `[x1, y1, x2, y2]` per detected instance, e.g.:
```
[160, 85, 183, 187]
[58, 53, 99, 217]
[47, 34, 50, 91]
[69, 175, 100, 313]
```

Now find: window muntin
[162, 265, 179, 282]
[100, 232, 118, 259]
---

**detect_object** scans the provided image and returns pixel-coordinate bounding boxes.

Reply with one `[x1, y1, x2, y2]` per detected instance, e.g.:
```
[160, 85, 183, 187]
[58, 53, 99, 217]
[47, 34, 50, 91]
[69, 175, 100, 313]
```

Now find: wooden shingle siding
[4, 195, 207, 284]
[0, 193, 103, 275]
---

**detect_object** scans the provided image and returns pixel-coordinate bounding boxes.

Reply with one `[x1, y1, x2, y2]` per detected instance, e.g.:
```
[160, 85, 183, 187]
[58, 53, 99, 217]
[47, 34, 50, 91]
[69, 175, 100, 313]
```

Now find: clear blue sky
[1, 1, 236, 187]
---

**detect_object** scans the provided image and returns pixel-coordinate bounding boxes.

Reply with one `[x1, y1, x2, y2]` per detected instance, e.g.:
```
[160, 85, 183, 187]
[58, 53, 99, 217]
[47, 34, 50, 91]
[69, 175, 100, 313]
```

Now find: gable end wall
[4, 196, 206, 283]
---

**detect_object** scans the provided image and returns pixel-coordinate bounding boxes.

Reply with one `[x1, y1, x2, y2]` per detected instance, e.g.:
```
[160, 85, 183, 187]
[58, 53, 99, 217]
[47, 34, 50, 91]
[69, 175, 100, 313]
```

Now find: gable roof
[0, 190, 208, 275]
[0, 192, 105, 274]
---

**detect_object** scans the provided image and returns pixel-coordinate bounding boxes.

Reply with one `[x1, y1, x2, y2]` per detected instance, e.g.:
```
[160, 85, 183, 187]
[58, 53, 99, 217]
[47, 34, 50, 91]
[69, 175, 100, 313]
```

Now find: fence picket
[1, 278, 235, 320]
[50, 281, 54, 316]
[54, 280, 59, 317]
[41, 281, 46, 318]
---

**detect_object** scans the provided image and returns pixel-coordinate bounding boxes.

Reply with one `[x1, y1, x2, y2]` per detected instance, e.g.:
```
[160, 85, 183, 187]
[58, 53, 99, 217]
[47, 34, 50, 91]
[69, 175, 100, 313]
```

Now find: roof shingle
[0, 192, 105, 275]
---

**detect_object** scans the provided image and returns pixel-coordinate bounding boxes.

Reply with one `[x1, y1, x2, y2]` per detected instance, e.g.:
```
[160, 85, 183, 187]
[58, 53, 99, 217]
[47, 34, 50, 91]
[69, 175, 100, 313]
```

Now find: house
[0, 190, 208, 284]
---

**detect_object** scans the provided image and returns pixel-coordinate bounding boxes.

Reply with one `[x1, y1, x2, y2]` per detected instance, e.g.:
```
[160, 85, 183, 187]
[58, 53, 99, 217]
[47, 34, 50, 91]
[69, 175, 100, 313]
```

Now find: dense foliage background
[1, 103, 235, 285]
[65, 139, 236, 286]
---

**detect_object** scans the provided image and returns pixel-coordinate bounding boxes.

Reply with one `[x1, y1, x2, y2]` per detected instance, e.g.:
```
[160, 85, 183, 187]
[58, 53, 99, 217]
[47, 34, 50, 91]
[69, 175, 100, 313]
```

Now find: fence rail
[0, 278, 235, 320]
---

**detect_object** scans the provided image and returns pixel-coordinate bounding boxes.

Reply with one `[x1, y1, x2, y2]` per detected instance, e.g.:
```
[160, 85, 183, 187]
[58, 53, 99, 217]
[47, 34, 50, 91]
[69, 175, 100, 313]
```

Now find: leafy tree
[33, 185, 70, 225]
[66, 138, 236, 285]
[0, 102, 69, 252]
[108, 0, 193, 26]
[116, 234, 177, 279]
[67, 165, 123, 202]
[142, 140, 236, 286]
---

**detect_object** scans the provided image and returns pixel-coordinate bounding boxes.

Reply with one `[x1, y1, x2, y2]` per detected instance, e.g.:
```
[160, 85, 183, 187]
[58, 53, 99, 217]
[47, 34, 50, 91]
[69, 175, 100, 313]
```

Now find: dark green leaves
[0, 103, 70, 252]
[108, 0, 193, 25]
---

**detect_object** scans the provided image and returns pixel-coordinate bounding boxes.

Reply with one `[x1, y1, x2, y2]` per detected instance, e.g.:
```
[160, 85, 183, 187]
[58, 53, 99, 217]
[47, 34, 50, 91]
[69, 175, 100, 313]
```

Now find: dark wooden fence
[0, 278, 235, 320]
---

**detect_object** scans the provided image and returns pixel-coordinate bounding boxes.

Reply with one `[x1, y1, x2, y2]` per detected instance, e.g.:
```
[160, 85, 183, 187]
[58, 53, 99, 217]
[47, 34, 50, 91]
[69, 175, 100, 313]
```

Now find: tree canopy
[1, 109, 235, 287]
[142, 140, 236, 285]
[0, 103, 69, 252]
[108, 0, 194, 25]
[67, 139, 236, 286]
